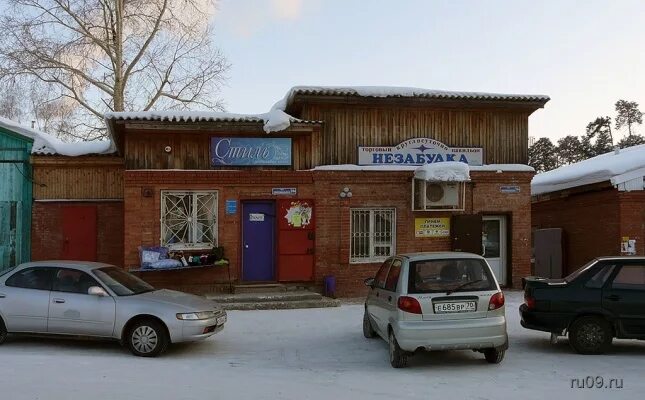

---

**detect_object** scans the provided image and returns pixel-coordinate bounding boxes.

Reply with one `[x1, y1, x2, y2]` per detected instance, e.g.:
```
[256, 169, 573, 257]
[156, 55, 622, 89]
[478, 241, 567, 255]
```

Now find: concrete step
[206, 291, 323, 304]
[233, 284, 287, 294]
[219, 298, 341, 311]
[205, 289, 340, 310]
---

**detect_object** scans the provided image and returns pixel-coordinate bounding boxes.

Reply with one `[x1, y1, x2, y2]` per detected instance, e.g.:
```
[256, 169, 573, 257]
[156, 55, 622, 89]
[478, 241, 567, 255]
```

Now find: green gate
[0, 126, 33, 271]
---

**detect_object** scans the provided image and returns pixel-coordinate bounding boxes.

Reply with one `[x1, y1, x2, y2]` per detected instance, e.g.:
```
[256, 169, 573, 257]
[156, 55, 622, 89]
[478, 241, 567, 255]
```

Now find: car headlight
[176, 311, 217, 320]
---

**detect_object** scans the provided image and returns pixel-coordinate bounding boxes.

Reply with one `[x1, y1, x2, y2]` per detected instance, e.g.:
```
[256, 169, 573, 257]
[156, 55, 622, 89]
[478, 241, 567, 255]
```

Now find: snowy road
[1, 292, 643, 400]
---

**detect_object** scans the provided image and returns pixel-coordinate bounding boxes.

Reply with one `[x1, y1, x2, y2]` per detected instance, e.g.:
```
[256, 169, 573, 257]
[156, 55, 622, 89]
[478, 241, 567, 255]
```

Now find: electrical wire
[11, 162, 47, 188]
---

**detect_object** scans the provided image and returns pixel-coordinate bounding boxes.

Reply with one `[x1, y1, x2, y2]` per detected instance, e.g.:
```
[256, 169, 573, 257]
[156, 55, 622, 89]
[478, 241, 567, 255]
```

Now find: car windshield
[408, 258, 496, 294]
[564, 259, 598, 283]
[93, 266, 155, 296]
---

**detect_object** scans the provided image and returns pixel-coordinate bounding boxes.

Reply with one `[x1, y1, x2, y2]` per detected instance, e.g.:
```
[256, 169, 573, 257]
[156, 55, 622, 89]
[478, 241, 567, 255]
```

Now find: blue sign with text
[225, 200, 237, 215]
[210, 137, 292, 166]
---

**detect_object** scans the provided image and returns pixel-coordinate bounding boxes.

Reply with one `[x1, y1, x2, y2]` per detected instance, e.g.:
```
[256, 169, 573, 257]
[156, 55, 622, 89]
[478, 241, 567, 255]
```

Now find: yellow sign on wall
[415, 217, 450, 238]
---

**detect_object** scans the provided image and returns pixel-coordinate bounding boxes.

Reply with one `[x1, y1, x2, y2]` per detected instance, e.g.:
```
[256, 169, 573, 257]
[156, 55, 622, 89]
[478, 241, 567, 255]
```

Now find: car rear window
[408, 258, 496, 294]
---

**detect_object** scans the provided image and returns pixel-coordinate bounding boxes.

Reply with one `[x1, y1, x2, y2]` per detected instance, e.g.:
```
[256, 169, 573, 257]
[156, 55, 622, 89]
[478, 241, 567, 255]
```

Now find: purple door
[242, 201, 275, 281]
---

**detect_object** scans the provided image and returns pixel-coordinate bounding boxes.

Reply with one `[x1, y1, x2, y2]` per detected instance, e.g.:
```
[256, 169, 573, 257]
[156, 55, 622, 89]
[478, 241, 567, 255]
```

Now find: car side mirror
[88, 286, 108, 297]
[364, 277, 375, 288]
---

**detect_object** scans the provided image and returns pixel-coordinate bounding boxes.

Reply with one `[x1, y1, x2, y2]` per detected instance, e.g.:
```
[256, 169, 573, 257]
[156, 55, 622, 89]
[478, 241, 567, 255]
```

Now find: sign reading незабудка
[358, 138, 483, 166]
[210, 137, 292, 166]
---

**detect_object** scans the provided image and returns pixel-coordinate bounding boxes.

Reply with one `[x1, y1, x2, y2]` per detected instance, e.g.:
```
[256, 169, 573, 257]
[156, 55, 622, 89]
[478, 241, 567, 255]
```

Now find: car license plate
[433, 301, 477, 313]
[217, 315, 227, 325]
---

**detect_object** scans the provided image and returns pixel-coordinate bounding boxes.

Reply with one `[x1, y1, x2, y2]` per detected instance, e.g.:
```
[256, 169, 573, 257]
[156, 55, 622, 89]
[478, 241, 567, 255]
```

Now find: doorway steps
[233, 283, 289, 294]
[205, 286, 340, 310]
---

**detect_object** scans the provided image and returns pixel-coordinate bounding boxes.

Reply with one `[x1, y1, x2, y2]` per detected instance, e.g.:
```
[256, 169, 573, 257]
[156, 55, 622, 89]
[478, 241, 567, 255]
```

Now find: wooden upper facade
[109, 121, 318, 171]
[31, 155, 124, 200]
[106, 92, 547, 171]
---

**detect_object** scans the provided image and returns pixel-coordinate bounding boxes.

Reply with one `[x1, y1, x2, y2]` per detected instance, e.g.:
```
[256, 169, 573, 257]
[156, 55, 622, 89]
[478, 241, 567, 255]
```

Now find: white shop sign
[249, 213, 265, 222]
[358, 138, 483, 166]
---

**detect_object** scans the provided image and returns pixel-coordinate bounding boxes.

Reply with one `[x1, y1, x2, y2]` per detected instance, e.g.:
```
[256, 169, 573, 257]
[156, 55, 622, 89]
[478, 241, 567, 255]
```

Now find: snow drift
[532, 144, 645, 195]
[414, 162, 470, 181]
[0, 116, 112, 156]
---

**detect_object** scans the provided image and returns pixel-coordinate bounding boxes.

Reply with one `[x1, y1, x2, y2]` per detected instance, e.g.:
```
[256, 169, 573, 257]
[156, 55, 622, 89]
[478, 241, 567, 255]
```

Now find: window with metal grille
[161, 191, 218, 250]
[350, 208, 396, 263]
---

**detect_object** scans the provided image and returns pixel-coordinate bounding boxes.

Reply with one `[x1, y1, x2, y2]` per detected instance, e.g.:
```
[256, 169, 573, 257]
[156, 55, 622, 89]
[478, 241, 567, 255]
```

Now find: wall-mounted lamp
[164, 145, 172, 153]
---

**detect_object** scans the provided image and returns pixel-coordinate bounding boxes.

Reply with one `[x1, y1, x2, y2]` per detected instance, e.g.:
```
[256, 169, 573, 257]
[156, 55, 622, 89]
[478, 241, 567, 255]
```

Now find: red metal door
[62, 205, 97, 261]
[277, 199, 315, 282]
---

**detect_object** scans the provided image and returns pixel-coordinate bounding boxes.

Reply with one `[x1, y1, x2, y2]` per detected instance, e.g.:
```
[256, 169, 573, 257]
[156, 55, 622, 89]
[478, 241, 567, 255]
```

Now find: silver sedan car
[363, 252, 508, 368]
[0, 261, 227, 357]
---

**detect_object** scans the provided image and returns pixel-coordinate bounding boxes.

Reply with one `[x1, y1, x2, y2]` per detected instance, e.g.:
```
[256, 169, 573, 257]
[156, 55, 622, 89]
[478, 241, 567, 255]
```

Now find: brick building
[532, 145, 645, 276]
[31, 86, 549, 296]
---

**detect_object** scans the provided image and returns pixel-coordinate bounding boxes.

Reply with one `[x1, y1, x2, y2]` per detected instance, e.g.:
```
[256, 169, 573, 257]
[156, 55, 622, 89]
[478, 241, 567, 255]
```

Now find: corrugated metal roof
[104, 111, 321, 125]
[285, 86, 550, 103]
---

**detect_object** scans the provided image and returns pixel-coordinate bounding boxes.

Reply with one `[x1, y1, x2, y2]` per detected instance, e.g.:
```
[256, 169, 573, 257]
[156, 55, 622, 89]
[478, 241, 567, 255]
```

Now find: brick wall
[314, 170, 533, 295]
[618, 191, 645, 256]
[124, 169, 533, 296]
[31, 201, 124, 266]
[532, 188, 622, 275]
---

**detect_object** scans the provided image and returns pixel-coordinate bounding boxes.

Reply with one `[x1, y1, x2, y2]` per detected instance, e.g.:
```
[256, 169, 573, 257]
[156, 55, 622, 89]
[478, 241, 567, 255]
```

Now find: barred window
[161, 191, 218, 250]
[350, 208, 396, 263]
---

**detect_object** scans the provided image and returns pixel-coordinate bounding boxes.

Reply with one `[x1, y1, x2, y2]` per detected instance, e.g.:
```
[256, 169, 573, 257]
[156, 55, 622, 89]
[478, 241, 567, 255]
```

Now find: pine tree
[556, 135, 586, 165]
[529, 137, 559, 172]
[593, 129, 613, 155]
[615, 100, 643, 137]
[585, 117, 614, 156]
[617, 134, 645, 148]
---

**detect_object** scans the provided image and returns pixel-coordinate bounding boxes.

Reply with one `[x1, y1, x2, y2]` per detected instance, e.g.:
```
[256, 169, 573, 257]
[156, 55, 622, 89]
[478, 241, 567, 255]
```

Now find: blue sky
[213, 0, 645, 142]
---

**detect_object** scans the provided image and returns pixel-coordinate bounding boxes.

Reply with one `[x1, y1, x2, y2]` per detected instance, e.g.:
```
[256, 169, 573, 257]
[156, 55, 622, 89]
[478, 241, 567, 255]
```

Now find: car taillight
[488, 292, 505, 310]
[397, 296, 422, 314]
[524, 293, 536, 310]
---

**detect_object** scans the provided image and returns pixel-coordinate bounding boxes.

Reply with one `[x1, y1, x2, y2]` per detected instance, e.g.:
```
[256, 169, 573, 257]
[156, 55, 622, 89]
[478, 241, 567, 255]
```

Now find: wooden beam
[30, 155, 124, 166]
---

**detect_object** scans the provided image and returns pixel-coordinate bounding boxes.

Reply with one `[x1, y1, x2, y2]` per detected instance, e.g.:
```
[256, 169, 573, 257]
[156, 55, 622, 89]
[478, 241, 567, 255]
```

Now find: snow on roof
[275, 85, 550, 109]
[0, 116, 113, 156]
[414, 162, 470, 181]
[311, 163, 535, 172]
[105, 109, 318, 134]
[531, 144, 645, 195]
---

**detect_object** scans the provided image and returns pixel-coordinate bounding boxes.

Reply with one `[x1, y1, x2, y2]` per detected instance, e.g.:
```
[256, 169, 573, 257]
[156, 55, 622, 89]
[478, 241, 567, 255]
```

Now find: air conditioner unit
[425, 182, 460, 207]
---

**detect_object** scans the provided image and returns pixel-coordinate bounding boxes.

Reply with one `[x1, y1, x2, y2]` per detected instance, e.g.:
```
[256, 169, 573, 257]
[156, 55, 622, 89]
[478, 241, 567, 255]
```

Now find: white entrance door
[482, 216, 507, 286]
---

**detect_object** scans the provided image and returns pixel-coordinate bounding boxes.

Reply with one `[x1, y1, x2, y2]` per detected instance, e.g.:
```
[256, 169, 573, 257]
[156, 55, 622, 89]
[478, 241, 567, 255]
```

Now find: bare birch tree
[0, 0, 229, 139]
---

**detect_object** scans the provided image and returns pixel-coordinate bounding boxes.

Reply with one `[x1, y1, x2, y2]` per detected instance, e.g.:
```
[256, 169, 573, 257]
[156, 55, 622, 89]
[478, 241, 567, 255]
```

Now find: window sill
[350, 258, 389, 265]
[164, 245, 215, 252]
[412, 208, 465, 212]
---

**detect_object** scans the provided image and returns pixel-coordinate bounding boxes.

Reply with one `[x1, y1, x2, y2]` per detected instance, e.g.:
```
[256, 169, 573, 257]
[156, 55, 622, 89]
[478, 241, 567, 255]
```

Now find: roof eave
[286, 93, 549, 114]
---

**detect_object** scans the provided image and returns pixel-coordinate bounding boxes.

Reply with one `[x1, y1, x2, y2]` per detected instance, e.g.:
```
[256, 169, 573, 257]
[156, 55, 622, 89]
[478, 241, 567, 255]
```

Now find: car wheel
[388, 330, 408, 368]
[484, 348, 505, 364]
[0, 318, 7, 345]
[363, 308, 377, 339]
[127, 319, 169, 357]
[568, 316, 613, 355]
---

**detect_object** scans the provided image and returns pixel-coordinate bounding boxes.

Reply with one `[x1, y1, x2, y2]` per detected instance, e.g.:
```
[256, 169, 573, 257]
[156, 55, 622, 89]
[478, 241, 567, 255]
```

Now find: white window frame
[350, 208, 396, 264]
[160, 191, 218, 250]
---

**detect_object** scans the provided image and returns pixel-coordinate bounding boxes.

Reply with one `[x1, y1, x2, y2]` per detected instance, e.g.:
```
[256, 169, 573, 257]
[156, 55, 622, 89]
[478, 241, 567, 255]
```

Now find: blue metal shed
[0, 122, 33, 270]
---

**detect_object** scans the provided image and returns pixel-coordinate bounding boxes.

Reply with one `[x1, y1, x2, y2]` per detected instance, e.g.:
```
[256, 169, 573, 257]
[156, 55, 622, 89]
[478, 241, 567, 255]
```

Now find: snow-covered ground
[1, 292, 642, 400]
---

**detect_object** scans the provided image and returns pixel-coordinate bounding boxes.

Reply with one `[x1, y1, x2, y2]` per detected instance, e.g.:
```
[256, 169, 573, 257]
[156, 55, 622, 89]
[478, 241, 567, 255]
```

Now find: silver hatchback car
[0, 261, 227, 357]
[363, 252, 508, 368]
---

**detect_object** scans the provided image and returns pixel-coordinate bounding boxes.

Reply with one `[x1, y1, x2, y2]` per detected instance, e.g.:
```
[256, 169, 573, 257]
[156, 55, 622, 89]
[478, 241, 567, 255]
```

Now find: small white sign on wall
[249, 213, 265, 222]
